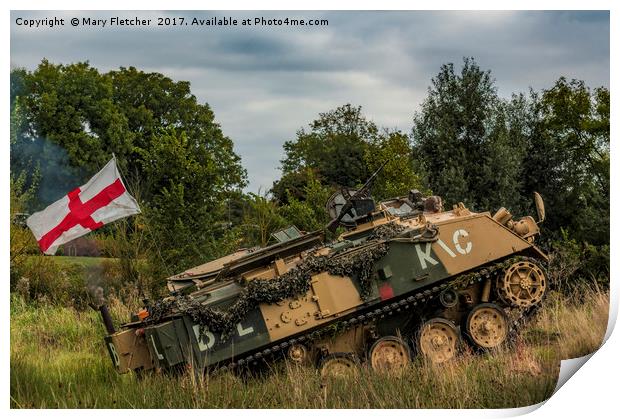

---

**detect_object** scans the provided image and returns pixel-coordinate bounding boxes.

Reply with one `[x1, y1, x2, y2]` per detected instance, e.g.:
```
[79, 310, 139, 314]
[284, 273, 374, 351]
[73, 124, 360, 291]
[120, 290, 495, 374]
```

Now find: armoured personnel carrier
[99, 171, 548, 377]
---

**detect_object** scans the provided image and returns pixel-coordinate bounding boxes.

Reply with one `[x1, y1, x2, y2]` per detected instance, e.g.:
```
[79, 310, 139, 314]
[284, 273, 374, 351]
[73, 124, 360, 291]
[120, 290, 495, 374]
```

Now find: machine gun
[326, 160, 389, 232]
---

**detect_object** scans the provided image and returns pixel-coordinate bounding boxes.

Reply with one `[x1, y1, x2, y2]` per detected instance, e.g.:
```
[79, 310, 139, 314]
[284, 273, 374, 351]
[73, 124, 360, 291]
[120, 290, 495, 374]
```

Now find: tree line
[10, 57, 609, 296]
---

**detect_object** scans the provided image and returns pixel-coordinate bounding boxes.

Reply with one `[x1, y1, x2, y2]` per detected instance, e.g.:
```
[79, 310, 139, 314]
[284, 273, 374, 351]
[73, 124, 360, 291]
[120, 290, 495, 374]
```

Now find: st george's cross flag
[26, 157, 141, 255]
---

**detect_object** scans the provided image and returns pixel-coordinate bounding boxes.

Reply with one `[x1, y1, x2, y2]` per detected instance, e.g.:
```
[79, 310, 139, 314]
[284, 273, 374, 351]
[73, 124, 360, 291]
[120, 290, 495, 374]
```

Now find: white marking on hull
[436, 238, 457, 258]
[415, 243, 439, 270]
[237, 322, 254, 337]
[108, 342, 120, 366]
[150, 334, 165, 360]
[453, 229, 473, 255]
[192, 325, 216, 351]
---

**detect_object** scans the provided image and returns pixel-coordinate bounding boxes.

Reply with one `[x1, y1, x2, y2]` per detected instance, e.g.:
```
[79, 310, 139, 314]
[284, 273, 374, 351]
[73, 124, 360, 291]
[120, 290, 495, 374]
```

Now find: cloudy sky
[10, 10, 610, 192]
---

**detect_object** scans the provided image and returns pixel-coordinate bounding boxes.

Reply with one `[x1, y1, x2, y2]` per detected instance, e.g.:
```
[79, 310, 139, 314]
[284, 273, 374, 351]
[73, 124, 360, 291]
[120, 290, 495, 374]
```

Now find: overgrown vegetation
[10, 287, 609, 408]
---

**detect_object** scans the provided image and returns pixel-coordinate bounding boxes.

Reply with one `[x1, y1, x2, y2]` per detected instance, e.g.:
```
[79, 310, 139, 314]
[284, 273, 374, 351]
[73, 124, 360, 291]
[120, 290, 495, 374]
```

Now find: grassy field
[10, 287, 609, 409]
[25, 255, 114, 269]
[49, 256, 115, 268]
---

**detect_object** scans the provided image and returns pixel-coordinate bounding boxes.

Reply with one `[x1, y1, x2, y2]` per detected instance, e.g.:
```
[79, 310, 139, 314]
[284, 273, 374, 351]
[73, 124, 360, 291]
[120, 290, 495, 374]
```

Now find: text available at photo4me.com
[14, 15, 330, 29]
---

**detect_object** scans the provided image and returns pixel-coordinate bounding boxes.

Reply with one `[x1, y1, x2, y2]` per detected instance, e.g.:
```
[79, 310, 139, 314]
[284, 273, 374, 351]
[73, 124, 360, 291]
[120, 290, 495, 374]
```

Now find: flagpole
[111, 153, 136, 201]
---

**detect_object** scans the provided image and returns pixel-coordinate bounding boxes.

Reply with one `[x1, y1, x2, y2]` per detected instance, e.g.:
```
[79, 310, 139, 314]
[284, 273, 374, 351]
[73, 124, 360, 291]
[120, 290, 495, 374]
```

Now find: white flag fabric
[26, 157, 141, 255]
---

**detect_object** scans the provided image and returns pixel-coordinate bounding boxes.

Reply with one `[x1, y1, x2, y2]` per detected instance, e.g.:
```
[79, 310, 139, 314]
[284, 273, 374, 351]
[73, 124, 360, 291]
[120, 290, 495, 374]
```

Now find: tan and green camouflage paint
[109, 211, 545, 372]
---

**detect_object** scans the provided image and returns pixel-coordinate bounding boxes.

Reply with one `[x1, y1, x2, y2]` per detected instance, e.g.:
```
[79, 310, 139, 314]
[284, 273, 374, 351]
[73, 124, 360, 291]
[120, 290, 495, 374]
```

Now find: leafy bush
[278, 172, 332, 233]
[14, 257, 90, 309]
[547, 231, 609, 295]
[91, 218, 169, 303]
[10, 168, 40, 288]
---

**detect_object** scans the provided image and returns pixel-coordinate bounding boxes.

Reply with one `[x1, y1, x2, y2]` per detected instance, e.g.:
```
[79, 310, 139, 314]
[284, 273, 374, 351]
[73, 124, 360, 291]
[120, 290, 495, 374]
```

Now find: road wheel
[466, 303, 509, 349]
[319, 353, 360, 380]
[418, 318, 459, 363]
[368, 336, 411, 374]
[287, 344, 310, 365]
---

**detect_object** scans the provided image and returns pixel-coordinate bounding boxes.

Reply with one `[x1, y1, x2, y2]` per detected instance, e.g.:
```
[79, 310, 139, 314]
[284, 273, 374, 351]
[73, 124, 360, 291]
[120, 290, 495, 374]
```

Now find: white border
[3, 1, 616, 418]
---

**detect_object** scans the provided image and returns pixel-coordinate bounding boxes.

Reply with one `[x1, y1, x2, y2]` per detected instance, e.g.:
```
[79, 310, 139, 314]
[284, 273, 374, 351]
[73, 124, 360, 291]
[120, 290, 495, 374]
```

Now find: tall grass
[10, 290, 609, 409]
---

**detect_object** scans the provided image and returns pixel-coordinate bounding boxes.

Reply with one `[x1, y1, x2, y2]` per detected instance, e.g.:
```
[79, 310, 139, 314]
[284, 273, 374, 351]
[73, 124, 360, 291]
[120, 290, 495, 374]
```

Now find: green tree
[274, 104, 380, 203]
[10, 102, 40, 285]
[12, 61, 247, 273]
[138, 128, 239, 271]
[413, 58, 609, 253]
[412, 58, 526, 212]
[16, 60, 133, 176]
[240, 192, 287, 248]
[476, 94, 531, 214]
[274, 104, 423, 205]
[364, 131, 427, 200]
[524, 78, 609, 244]
[271, 168, 319, 204]
[108, 67, 246, 195]
[278, 171, 333, 233]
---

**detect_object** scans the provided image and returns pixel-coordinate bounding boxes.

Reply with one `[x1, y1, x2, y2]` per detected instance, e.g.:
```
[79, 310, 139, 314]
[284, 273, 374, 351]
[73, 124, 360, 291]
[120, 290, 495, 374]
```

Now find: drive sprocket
[497, 260, 546, 308]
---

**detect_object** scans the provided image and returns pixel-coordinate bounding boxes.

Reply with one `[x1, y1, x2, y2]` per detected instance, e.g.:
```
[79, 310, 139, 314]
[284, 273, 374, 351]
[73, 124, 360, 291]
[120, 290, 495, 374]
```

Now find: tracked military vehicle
[99, 167, 548, 377]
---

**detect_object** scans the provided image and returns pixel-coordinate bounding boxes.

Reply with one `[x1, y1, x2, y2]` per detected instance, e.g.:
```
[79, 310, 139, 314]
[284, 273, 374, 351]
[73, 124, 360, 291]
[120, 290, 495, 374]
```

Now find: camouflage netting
[367, 222, 408, 241]
[148, 223, 408, 339]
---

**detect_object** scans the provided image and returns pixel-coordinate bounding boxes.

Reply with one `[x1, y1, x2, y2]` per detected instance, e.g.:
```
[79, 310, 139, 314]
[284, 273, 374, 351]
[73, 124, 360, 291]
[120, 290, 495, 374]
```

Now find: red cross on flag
[26, 157, 141, 255]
